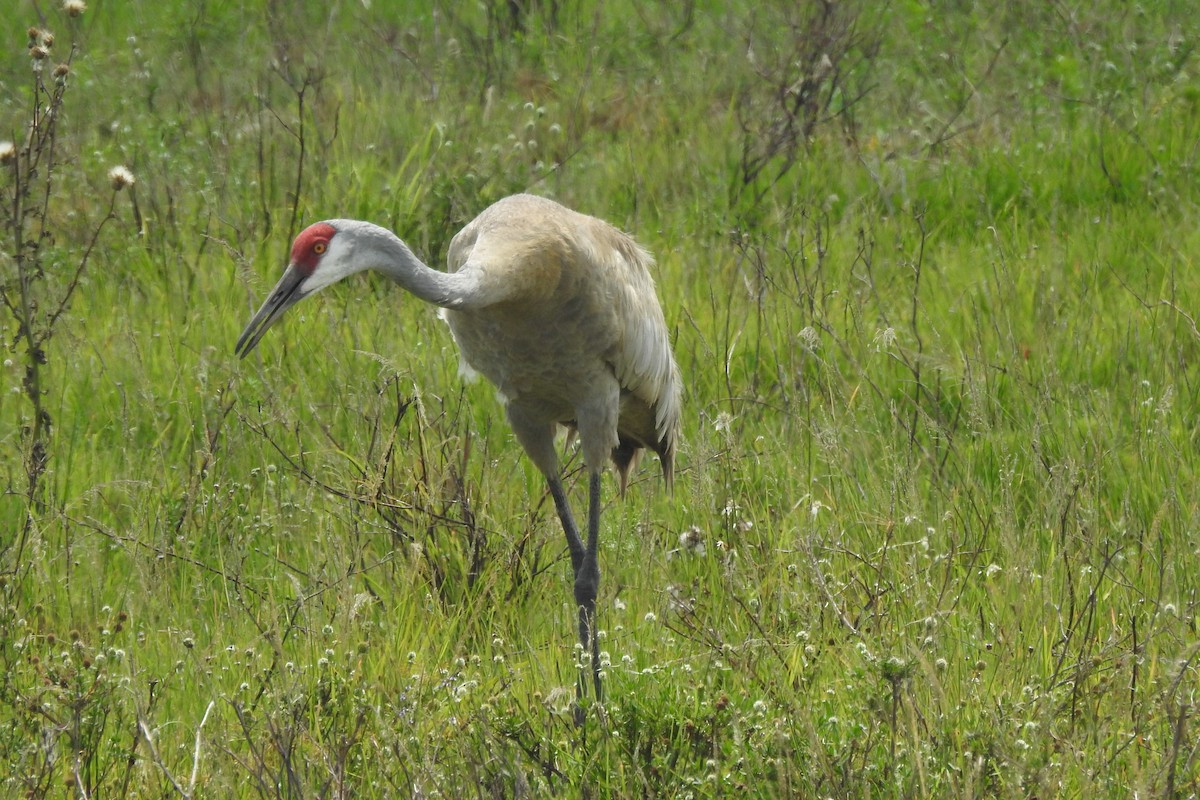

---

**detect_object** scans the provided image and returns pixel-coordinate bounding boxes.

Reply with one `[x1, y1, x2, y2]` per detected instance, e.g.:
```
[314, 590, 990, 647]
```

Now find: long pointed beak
[235, 264, 308, 358]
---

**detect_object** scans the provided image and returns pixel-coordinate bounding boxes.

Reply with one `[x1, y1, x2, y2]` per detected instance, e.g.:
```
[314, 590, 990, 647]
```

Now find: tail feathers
[611, 438, 674, 497]
[612, 441, 640, 497]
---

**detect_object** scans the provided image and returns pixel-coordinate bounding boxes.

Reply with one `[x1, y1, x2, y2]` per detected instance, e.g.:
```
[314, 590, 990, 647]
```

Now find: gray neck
[328, 219, 478, 309]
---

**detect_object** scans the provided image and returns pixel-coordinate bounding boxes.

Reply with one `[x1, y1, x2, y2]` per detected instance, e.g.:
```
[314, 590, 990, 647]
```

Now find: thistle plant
[0, 11, 130, 565]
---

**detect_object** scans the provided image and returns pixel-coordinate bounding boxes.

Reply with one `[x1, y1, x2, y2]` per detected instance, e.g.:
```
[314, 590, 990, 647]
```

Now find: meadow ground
[1, 1, 1198, 797]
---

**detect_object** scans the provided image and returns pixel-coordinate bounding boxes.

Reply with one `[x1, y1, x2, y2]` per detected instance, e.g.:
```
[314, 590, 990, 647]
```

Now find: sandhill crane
[236, 193, 681, 717]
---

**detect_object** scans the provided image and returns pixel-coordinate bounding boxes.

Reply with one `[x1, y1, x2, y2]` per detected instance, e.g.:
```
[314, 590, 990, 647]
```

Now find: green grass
[2, 0, 1199, 797]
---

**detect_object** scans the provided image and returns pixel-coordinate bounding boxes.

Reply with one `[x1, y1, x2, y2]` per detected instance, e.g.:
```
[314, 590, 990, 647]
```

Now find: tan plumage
[443, 194, 679, 493]
[236, 193, 681, 720]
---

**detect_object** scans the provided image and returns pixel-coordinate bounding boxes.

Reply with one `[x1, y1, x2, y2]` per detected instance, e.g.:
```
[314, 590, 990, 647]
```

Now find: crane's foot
[571, 655, 602, 728]
[573, 564, 603, 726]
[572, 696, 587, 729]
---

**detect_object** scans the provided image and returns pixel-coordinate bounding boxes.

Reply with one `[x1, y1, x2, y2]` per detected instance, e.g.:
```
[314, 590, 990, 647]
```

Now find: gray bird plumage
[236, 194, 681, 721]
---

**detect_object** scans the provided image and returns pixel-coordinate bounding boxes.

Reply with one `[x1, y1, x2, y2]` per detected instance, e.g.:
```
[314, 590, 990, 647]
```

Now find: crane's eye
[313, 242, 327, 255]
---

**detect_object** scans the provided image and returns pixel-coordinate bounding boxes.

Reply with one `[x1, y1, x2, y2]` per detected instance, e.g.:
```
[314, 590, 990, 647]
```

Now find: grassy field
[2, 1, 1199, 796]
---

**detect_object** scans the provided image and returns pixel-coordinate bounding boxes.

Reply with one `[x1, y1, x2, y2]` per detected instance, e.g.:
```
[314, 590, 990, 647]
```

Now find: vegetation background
[1, 0, 1198, 797]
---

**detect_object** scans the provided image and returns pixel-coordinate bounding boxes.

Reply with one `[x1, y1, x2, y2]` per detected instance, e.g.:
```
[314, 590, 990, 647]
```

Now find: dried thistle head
[29, 45, 50, 61]
[54, 63, 70, 86]
[27, 27, 41, 46]
[41, 32, 55, 48]
[0, 141, 15, 165]
[63, 0, 87, 17]
[108, 165, 135, 190]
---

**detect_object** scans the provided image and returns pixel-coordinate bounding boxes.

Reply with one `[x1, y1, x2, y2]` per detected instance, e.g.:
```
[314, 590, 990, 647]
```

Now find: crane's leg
[546, 472, 600, 725]
[576, 469, 603, 702]
[546, 473, 586, 581]
[506, 404, 607, 723]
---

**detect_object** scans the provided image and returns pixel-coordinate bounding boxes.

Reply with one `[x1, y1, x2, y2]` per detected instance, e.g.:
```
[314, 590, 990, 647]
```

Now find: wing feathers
[580, 221, 681, 471]
[444, 194, 680, 483]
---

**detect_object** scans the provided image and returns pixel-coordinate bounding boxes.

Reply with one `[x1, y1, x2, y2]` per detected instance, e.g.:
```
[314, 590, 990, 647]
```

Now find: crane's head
[235, 222, 354, 357]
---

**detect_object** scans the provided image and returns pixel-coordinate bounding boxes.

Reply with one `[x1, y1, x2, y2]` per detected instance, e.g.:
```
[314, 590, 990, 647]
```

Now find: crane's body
[443, 195, 677, 490]
[236, 194, 680, 718]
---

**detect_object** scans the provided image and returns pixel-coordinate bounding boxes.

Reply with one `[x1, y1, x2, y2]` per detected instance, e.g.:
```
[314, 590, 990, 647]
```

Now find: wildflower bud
[63, 0, 88, 17]
[108, 165, 135, 190]
[0, 142, 15, 164]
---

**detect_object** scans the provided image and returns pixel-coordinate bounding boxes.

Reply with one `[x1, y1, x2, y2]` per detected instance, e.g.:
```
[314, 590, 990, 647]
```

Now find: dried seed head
[53, 63, 69, 86]
[0, 142, 15, 164]
[28, 28, 41, 46]
[29, 45, 50, 61]
[63, 0, 87, 17]
[41, 32, 54, 48]
[108, 165, 135, 190]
